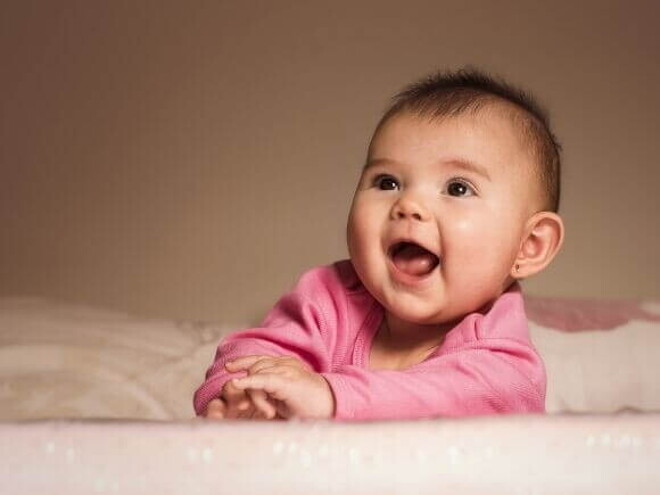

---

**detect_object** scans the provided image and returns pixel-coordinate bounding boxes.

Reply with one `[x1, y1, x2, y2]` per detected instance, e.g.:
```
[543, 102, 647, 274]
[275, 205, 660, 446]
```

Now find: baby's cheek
[347, 208, 369, 246]
[348, 211, 380, 254]
[449, 221, 513, 274]
[449, 216, 491, 247]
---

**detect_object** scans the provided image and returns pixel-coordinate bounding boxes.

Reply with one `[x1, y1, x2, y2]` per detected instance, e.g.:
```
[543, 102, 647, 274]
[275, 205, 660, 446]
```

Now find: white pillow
[526, 298, 660, 413]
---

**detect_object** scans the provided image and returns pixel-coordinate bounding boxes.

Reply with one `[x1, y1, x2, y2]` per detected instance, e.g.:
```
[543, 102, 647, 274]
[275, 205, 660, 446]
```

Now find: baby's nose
[391, 195, 431, 222]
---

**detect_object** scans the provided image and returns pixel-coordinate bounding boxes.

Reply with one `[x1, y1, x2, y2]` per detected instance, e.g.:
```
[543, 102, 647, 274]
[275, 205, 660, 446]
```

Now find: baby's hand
[204, 378, 276, 420]
[226, 355, 335, 420]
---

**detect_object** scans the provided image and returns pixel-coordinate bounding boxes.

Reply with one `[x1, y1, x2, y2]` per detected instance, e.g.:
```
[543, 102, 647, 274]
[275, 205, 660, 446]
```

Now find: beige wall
[1, 1, 658, 325]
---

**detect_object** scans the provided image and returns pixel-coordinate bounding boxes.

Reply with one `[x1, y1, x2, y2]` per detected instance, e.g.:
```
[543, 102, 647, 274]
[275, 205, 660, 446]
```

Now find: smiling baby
[194, 68, 564, 421]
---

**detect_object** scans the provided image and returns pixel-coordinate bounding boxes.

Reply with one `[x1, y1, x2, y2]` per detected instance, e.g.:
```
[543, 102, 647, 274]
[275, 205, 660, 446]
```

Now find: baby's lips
[390, 242, 440, 276]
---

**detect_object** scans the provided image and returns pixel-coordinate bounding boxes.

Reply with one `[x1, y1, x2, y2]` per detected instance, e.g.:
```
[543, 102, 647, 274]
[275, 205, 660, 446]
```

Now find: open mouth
[388, 241, 440, 277]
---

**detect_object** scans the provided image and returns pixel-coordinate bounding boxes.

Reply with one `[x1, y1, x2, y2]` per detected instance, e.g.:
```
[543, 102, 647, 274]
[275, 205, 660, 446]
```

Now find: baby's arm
[323, 338, 545, 420]
[193, 267, 337, 418]
[194, 325, 330, 419]
[206, 338, 541, 421]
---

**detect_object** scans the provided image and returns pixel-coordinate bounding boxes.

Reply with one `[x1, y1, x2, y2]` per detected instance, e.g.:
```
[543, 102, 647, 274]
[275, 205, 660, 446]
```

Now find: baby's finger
[204, 399, 226, 420]
[225, 355, 272, 372]
[222, 397, 251, 419]
[237, 400, 257, 420]
[246, 358, 285, 376]
[277, 355, 312, 371]
[222, 378, 248, 400]
[248, 389, 277, 419]
[231, 375, 287, 400]
[221, 381, 251, 418]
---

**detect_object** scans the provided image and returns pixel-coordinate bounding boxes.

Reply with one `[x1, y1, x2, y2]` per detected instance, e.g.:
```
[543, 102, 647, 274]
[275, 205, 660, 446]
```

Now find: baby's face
[347, 109, 542, 325]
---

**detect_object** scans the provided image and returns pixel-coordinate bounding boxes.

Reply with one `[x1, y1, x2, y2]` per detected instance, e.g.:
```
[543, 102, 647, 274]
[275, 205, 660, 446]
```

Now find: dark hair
[376, 68, 561, 212]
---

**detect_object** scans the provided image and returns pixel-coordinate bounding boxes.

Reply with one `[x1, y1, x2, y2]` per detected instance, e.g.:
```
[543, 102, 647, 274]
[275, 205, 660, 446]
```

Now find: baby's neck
[368, 314, 450, 371]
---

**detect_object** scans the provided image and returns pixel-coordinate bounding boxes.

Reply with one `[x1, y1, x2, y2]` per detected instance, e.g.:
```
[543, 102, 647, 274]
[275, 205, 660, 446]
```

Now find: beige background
[1, 1, 658, 325]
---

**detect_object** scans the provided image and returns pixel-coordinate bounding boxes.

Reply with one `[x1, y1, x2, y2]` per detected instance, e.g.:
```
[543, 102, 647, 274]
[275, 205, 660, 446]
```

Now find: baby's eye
[445, 179, 476, 197]
[374, 175, 400, 191]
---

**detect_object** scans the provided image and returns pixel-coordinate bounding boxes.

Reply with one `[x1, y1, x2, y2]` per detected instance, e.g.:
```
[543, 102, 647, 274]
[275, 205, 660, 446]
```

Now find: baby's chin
[384, 302, 464, 328]
[385, 293, 500, 327]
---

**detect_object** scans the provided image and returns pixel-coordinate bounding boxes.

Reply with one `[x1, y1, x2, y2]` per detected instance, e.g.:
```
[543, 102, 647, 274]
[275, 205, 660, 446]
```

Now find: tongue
[392, 244, 437, 276]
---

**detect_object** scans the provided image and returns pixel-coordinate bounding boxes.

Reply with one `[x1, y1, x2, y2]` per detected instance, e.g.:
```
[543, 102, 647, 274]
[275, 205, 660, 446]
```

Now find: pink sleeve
[193, 267, 340, 416]
[323, 340, 544, 420]
[322, 287, 546, 420]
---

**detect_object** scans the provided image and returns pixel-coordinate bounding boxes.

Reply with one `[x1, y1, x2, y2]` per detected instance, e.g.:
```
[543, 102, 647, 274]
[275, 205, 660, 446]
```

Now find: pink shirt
[194, 260, 546, 420]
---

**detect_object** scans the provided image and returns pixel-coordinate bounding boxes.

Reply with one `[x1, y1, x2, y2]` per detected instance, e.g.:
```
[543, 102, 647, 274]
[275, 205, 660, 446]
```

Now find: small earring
[515, 263, 520, 272]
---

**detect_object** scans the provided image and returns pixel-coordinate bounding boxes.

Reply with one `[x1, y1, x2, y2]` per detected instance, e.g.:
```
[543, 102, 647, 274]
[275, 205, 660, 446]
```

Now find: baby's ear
[511, 211, 564, 279]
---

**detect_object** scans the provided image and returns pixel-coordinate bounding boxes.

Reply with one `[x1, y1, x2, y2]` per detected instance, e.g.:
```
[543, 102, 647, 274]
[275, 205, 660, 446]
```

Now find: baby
[194, 68, 564, 421]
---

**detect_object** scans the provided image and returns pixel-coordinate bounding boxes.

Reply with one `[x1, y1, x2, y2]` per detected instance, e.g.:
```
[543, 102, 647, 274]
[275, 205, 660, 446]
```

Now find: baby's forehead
[376, 105, 539, 165]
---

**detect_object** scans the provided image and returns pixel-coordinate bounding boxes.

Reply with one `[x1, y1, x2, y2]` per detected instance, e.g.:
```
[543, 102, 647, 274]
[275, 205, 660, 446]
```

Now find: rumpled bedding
[0, 297, 229, 420]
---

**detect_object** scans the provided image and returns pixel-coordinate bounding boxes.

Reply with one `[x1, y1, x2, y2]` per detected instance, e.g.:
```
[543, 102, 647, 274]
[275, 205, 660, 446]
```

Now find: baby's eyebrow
[362, 157, 393, 170]
[443, 158, 492, 181]
[363, 157, 492, 181]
